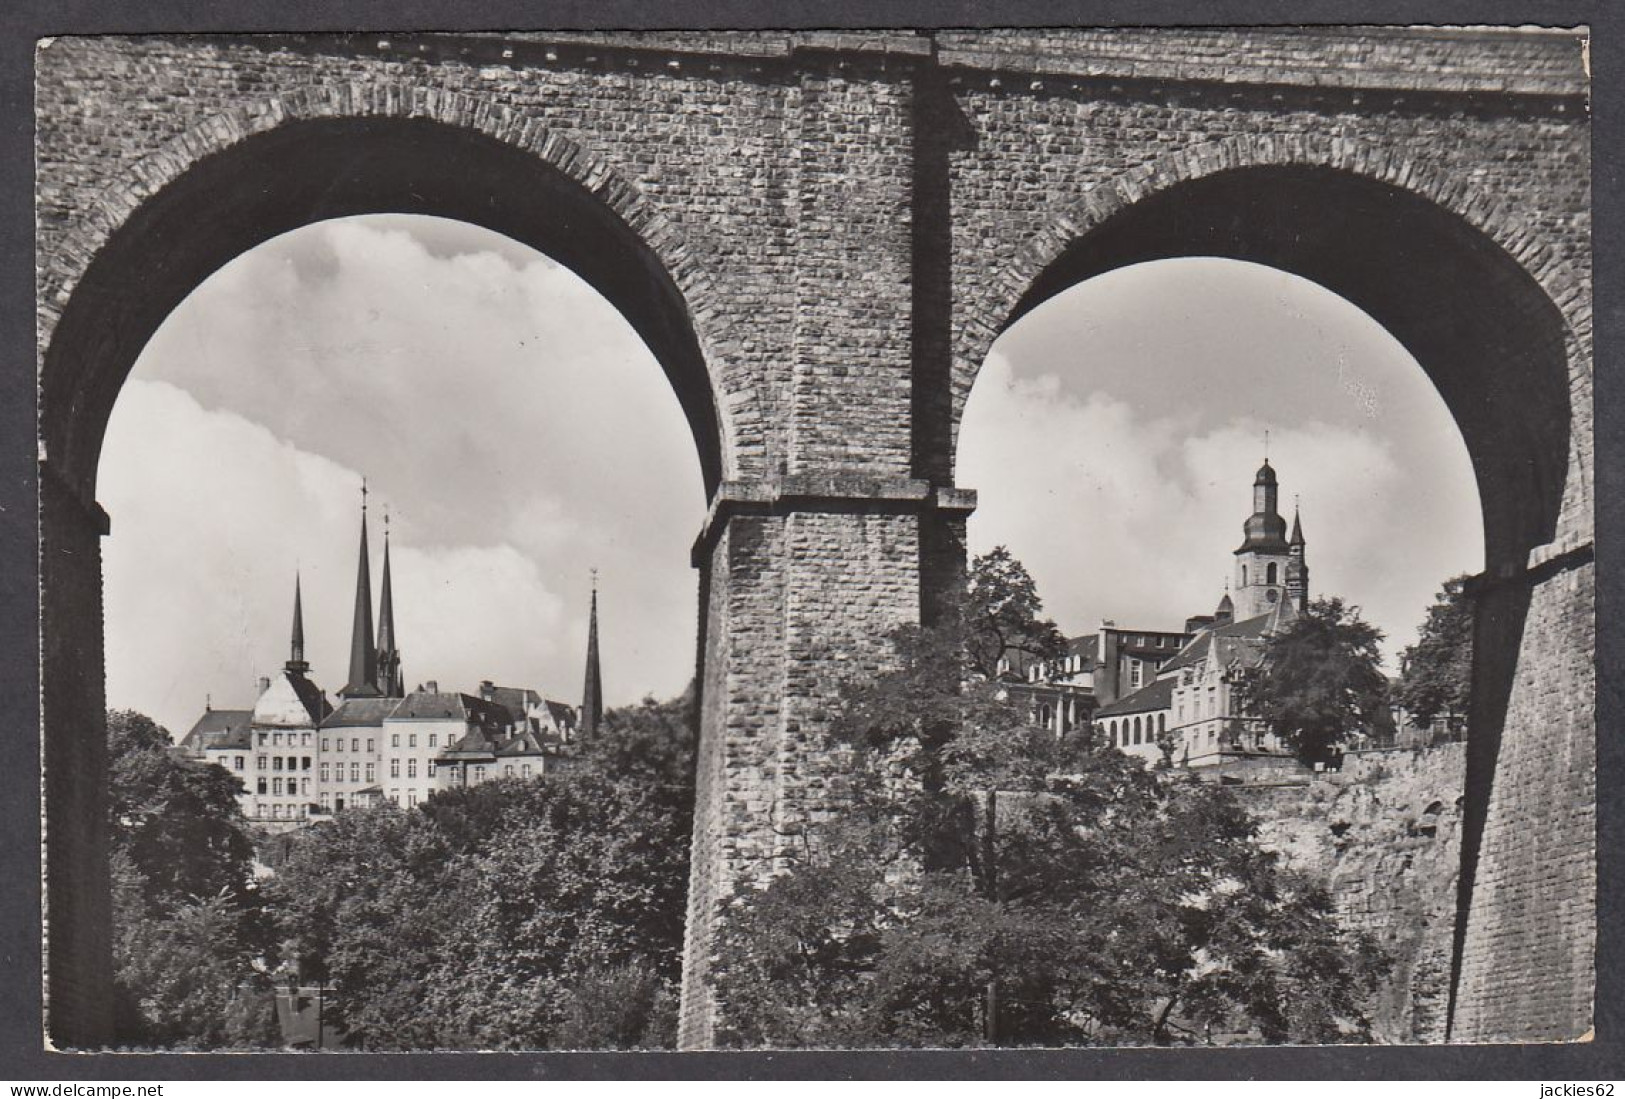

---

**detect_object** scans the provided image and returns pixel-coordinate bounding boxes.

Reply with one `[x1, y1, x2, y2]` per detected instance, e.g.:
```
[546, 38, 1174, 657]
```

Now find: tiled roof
[180, 709, 252, 753]
[322, 697, 402, 729]
[389, 691, 470, 721]
[1094, 675, 1177, 718]
[495, 729, 553, 757]
[544, 700, 578, 728]
[1159, 610, 1277, 675]
[288, 674, 333, 725]
[201, 727, 254, 752]
[1065, 634, 1099, 663]
[445, 722, 502, 756]
[481, 684, 541, 717]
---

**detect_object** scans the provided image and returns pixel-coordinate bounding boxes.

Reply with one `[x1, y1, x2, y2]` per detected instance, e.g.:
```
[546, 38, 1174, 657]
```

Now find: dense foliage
[707, 554, 1387, 1048]
[1397, 577, 1475, 737]
[1235, 597, 1390, 764]
[963, 545, 1067, 681]
[107, 710, 279, 1048]
[264, 690, 695, 1049]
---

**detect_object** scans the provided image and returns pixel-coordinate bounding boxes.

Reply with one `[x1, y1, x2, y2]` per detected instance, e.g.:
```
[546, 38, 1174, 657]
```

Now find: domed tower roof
[1236, 458, 1290, 554]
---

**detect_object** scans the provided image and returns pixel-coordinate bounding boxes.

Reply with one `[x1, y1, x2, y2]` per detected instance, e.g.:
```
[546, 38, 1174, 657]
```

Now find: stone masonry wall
[1249, 744, 1467, 1044]
[38, 473, 113, 1047]
[36, 33, 817, 487]
[678, 503, 927, 1048]
[1454, 560, 1596, 1042]
[941, 46, 1591, 547]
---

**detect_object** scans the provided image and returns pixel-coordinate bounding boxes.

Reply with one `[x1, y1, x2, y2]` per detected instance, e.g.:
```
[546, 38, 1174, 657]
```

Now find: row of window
[251, 755, 312, 772]
[1101, 712, 1169, 747]
[258, 731, 313, 748]
[317, 732, 444, 753]
[250, 802, 308, 818]
[253, 730, 451, 750]
[386, 758, 429, 778]
[312, 762, 384, 783]
[1034, 699, 1085, 729]
[244, 759, 546, 808]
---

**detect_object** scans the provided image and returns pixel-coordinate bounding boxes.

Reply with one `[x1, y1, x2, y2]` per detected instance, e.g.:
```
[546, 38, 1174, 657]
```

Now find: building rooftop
[321, 696, 402, 729]
[179, 708, 253, 753]
[1159, 607, 1287, 676]
[1094, 676, 1177, 719]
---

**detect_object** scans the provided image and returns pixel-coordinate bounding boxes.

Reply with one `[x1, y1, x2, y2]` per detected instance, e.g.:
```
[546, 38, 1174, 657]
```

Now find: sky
[100, 216, 706, 740]
[100, 218, 1481, 741]
[960, 258, 1481, 660]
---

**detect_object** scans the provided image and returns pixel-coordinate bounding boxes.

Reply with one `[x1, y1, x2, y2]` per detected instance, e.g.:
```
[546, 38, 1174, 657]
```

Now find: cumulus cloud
[101, 382, 597, 737]
[102, 224, 1481, 737]
[106, 216, 707, 739]
[135, 216, 707, 554]
[962, 261, 1484, 672]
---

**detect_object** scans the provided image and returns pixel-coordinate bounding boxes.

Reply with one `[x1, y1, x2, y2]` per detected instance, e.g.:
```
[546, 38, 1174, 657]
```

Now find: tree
[111, 853, 281, 1049]
[707, 567, 1386, 1048]
[576, 683, 698, 789]
[106, 710, 277, 1048]
[267, 803, 462, 1048]
[263, 690, 696, 1050]
[108, 710, 257, 905]
[1235, 597, 1390, 765]
[422, 772, 692, 1049]
[1398, 577, 1474, 737]
[962, 546, 1067, 681]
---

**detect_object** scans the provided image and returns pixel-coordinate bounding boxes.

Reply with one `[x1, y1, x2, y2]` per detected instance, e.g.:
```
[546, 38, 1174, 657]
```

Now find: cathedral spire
[1290, 497, 1305, 546]
[376, 508, 402, 698]
[340, 479, 381, 699]
[286, 571, 309, 674]
[580, 571, 603, 740]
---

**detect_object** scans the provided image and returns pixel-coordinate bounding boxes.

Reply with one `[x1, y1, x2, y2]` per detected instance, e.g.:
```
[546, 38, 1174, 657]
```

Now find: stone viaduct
[35, 28, 1591, 1050]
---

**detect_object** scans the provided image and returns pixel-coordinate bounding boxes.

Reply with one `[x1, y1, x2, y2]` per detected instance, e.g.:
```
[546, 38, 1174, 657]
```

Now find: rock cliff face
[1244, 743, 1466, 1044]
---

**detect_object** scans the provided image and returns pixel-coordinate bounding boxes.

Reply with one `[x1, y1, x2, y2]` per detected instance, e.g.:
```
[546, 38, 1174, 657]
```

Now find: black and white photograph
[23, 15, 1599, 1069]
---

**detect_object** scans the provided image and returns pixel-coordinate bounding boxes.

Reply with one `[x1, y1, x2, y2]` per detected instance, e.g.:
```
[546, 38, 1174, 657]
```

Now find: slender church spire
[340, 479, 381, 699]
[376, 507, 402, 698]
[286, 572, 309, 674]
[1286, 497, 1310, 613]
[580, 571, 603, 740]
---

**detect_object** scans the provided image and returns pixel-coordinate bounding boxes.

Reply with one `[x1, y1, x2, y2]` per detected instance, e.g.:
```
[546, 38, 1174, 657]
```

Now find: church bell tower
[1232, 457, 1294, 620]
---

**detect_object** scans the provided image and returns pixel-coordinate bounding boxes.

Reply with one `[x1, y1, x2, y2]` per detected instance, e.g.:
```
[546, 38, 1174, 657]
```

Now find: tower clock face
[1266, 588, 1279, 603]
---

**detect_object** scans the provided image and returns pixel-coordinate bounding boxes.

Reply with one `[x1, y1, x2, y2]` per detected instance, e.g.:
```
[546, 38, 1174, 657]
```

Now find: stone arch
[954, 132, 1588, 573]
[37, 90, 732, 1044]
[40, 85, 734, 500]
[952, 131, 1591, 1043]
